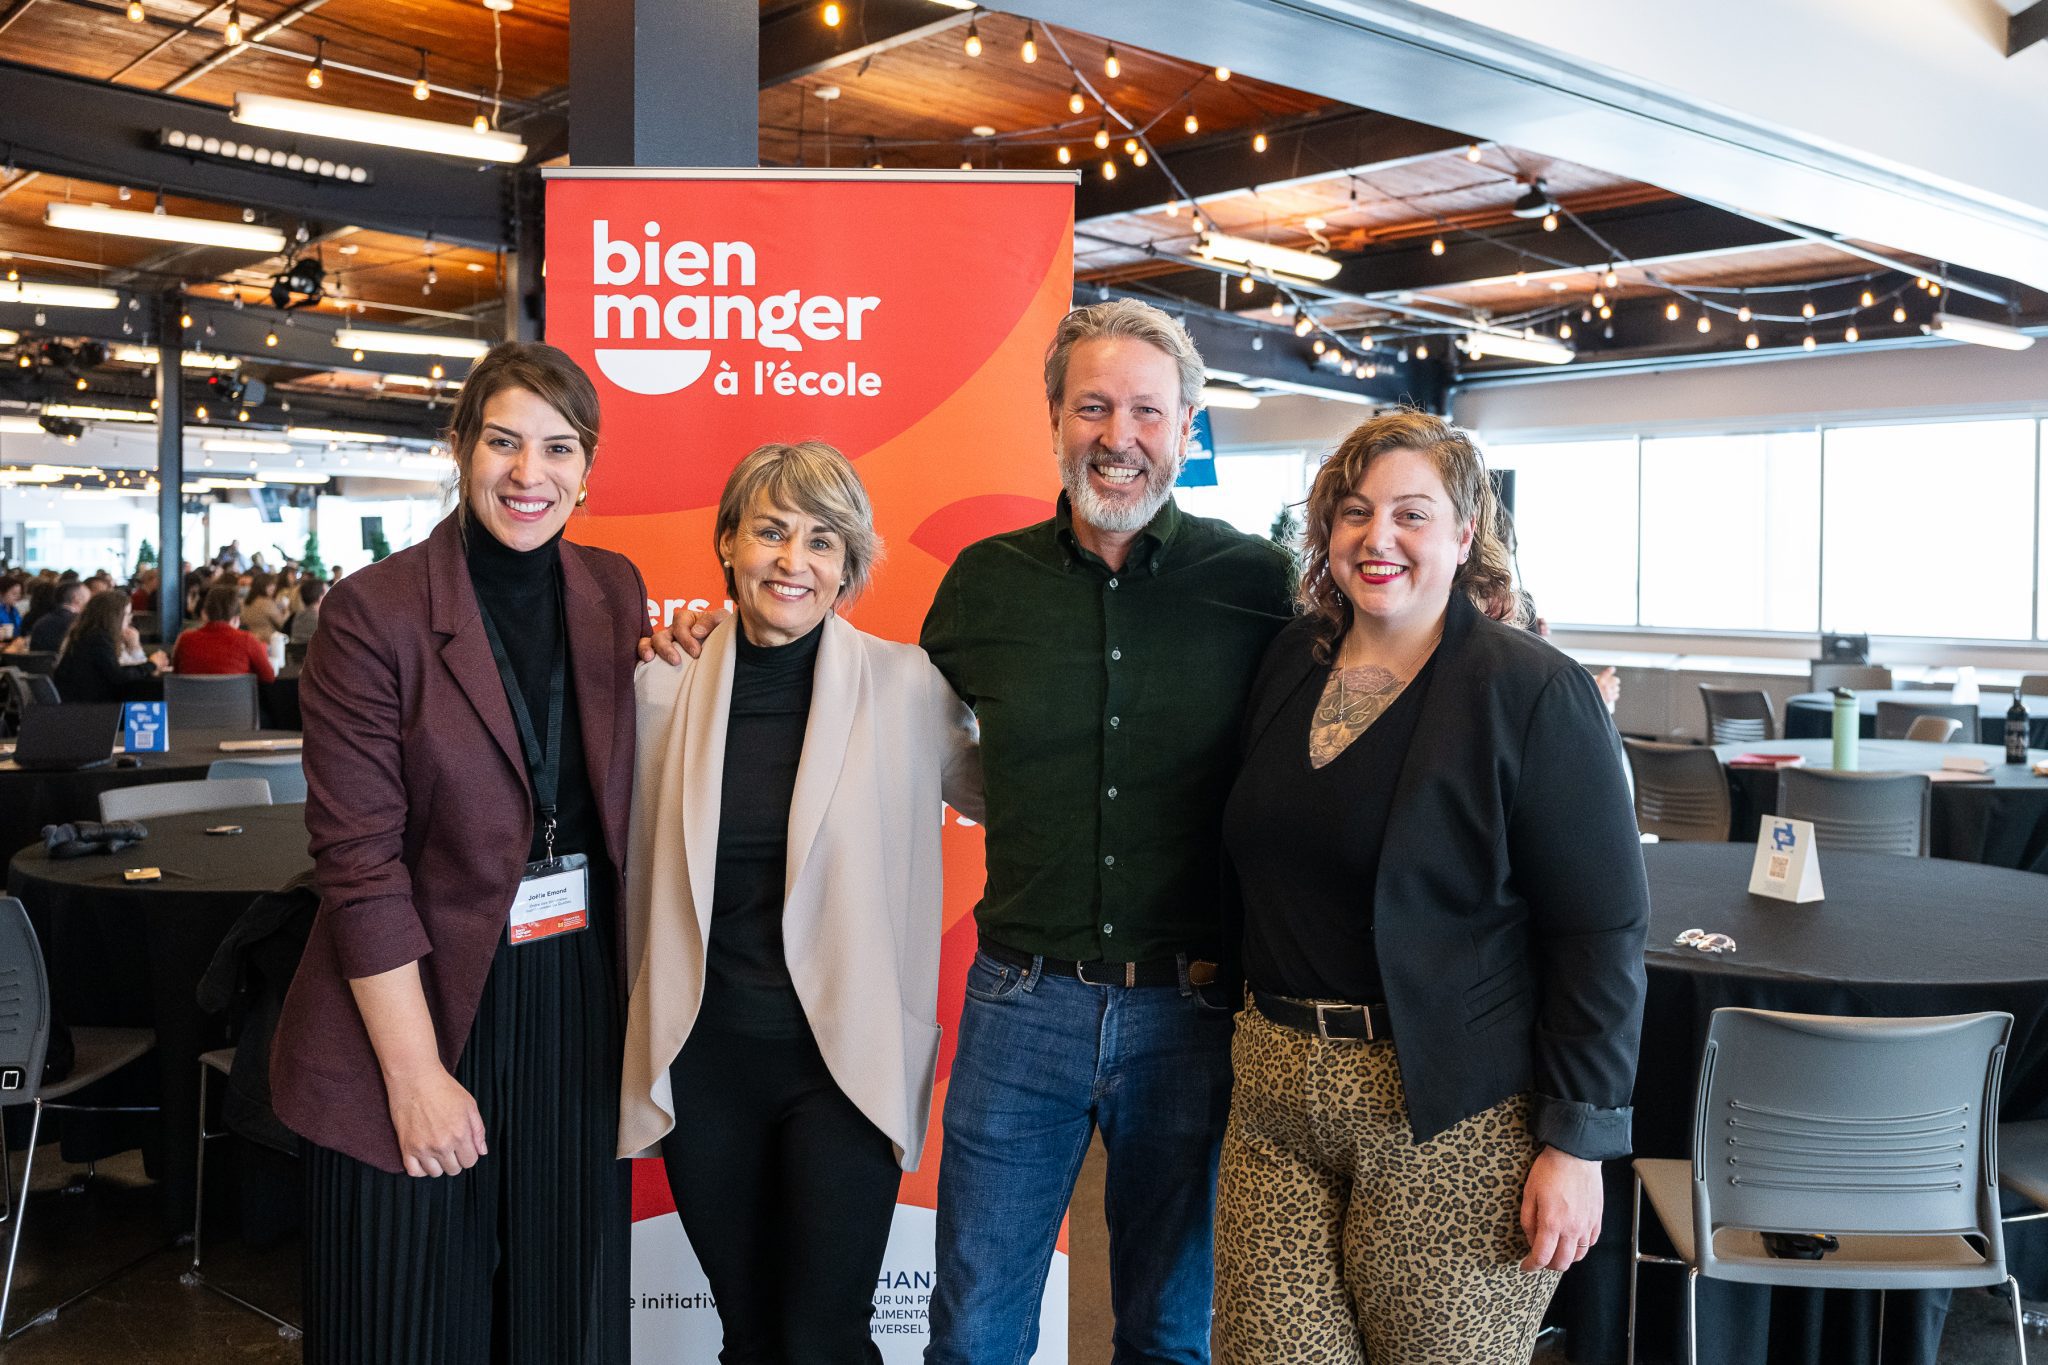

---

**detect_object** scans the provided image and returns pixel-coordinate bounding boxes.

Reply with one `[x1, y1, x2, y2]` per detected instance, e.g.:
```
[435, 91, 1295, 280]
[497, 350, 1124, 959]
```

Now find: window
[1639, 432, 1820, 632]
[1485, 439, 1639, 627]
[1820, 419, 2037, 641]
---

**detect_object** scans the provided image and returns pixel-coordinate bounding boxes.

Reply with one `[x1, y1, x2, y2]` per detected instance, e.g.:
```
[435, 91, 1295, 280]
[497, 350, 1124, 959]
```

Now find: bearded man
[920, 298, 1295, 1365]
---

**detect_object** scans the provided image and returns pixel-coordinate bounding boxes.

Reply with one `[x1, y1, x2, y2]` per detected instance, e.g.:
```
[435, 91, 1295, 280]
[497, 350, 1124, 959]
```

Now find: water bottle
[2010, 693, 2032, 765]
[1831, 688, 1859, 772]
[1954, 665, 1980, 707]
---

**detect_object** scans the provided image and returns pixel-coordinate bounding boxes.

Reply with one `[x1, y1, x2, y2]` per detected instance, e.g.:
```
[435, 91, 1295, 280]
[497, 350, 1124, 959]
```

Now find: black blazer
[51, 633, 157, 704]
[1240, 591, 1648, 1160]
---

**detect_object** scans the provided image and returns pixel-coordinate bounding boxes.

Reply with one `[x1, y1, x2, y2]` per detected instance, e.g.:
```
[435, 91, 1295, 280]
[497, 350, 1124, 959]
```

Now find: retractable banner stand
[542, 168, 1076, 1362]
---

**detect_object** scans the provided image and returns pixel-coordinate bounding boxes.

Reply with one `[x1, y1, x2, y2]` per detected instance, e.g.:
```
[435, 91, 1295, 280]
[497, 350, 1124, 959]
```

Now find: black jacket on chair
[1239, 590, 1649, 1160]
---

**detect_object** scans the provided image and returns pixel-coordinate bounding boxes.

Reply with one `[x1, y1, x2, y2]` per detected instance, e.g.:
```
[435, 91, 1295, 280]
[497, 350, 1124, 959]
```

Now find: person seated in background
[0, 574, 24, 642]
[84, 573, 114, 597]
[288, 576, 326, 645]
[54, 589, 167, 703]
[172, 585, 277, 682]
[240, 572, 287, 646]
[28, 580, 90, 653]
[129, 568, 160, 615]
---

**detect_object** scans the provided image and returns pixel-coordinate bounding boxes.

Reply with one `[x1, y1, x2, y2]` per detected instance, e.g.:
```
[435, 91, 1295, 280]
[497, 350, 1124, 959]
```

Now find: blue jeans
[926, 949, 1235, 1365]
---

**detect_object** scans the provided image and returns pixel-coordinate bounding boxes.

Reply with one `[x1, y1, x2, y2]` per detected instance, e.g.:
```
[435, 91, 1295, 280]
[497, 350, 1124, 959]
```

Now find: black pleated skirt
[301, 903, 629, 1365]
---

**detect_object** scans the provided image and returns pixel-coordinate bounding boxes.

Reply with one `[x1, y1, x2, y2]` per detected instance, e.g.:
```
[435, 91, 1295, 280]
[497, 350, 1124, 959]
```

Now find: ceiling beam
[0, 59, 511, 249]
[759, 0, 970, 87]
[2011, 1, 2048, 56]
[1074, 108, 1465, 223]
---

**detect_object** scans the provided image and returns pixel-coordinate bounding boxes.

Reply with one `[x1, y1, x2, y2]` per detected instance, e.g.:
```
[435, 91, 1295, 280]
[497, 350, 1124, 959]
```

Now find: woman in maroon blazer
[270, 342, 647, 1365]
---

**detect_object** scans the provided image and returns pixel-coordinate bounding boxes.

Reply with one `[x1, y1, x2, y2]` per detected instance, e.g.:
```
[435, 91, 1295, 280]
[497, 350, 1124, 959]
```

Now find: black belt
[979, 940, 1194, 989]
[1253, 989, 1394, 1042]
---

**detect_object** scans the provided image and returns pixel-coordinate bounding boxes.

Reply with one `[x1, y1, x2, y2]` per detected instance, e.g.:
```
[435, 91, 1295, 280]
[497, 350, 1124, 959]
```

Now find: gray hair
[713, 441, 883, 606]
[1044, 298, 1205, 415]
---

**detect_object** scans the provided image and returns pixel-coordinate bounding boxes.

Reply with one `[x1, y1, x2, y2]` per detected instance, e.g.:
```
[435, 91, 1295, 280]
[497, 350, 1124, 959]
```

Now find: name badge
[1747, 817, 1824, 903]
[509, 853, 590, 944]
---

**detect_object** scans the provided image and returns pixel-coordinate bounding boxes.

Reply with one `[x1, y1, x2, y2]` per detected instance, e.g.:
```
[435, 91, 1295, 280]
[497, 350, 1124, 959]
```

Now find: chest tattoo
[1308, 664, 1409, 769]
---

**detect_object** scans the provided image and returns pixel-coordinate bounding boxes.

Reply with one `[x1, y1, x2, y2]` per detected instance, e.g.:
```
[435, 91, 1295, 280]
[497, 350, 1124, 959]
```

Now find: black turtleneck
[704, 618, 823, 1039]
[464, 523, 611, 903]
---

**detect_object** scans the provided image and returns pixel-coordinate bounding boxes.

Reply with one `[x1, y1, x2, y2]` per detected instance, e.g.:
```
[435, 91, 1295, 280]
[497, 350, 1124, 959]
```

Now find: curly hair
[1296, 409, 1523, 663]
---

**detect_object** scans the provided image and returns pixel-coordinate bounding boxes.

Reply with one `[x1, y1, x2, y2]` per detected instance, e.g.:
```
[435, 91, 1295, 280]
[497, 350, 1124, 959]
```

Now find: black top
[704, 620, 822, 1038]
[464, 524, 609, 893]
[29, 608, 77, 654]
[52, 633, 157, 704]
[1226, 653, 1436, 1003]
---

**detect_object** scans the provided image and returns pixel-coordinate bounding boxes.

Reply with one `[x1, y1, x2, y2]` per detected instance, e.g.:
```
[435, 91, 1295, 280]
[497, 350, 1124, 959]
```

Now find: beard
[1060, 447, 1182, 535]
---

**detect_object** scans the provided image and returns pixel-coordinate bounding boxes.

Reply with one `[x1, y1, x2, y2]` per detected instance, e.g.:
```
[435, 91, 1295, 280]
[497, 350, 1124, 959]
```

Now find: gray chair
[2019, 674, 2048, 699]
[1623, 741, 1732, 843]
[1809, 663, 1893, 693]
[184, 1049, 300, 1338]
[1778, 767, 1930, 857]
[1876, 700, 1977, 743]
[1699, 686, 1775, 745]
[164, 673, 260, 731]
[0, 897, 159, 1340]
[206, 756, 305, 803]
[1902, 715, 1963, 744]
[98, 777, 273, 823]
[1627, 1007, 2026, 1365]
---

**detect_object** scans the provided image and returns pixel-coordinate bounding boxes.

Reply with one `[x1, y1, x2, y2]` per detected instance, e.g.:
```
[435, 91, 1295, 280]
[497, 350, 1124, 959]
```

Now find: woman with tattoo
[1213, 410, 1649, 1364]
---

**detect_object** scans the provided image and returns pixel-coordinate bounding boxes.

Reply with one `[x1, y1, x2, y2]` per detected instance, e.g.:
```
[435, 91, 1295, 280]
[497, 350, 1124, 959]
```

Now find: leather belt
[979, 941, 1194, 989]
[1253, 989, 1394, 1043]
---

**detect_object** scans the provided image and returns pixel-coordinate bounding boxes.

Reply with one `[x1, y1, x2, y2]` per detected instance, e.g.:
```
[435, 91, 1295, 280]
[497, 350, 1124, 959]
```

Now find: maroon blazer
[270, 513, 648, 1172]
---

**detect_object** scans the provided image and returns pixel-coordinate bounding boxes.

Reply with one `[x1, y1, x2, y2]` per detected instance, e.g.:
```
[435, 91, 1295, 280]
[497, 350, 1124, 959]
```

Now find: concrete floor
[0, 1138, 2033, 1363]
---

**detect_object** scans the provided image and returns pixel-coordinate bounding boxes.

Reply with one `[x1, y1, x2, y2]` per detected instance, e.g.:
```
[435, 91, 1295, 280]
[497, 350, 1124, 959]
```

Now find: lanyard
[475, 582, 567, 860]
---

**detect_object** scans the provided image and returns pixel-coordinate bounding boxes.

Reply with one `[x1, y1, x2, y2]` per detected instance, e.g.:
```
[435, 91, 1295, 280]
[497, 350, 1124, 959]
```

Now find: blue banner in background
[1182, 409, 1218, 487]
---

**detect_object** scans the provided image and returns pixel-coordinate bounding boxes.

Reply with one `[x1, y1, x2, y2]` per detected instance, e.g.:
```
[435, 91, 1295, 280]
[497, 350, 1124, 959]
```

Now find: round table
[1785, 689, 2048, 748]
[5, 803, 312, 1227]
[1711, 738, 2048, 872]
[1555, 843, 2048, 1364]
[0, 728, 302, 868]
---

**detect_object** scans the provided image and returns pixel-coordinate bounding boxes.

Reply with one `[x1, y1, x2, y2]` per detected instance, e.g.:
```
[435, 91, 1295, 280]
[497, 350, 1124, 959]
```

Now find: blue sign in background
[123, 701, 168, 753]
[1181, 409, 1219, 487]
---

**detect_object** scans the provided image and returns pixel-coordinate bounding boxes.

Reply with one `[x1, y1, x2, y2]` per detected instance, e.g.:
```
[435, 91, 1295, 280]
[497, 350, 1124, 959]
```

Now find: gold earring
[576, 486, 588, 506]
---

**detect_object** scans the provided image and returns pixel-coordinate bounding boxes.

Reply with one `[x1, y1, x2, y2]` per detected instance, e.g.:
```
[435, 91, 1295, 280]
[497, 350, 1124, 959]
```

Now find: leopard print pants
[1214, 1002, 1561, 1364]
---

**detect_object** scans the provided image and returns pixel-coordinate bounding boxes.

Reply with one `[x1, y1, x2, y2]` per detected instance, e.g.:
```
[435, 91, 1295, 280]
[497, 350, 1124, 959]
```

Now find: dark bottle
[2009, 693, 2031, 765]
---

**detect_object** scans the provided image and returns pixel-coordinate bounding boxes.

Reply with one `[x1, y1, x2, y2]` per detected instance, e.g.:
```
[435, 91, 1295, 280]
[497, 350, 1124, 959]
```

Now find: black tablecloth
[6, 803, 313, 1226]
[1787, 689, 2048, 748]
[1714, 738, 2048, 873]
[0, 728, 301, 865]
[1554, 844, 2048, 1364]
[259, 668, 301, 731]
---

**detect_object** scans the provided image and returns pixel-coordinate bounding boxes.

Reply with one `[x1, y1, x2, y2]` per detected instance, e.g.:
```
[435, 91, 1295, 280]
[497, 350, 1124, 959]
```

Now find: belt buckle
[1316, 1002, 1371, 1043]
[1077, 961, 1135, 988]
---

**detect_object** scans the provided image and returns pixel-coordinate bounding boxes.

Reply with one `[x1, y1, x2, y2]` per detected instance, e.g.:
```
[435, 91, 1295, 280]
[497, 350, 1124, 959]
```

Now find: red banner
[544, 168, 1075, 1359]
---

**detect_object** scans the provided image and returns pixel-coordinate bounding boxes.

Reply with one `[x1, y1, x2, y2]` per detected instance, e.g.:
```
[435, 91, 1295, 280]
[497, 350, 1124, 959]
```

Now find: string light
[1604, 265, 1619, 289]
[126, 0, 143, 19]
[1311, 337, 1326, 354]
[224, 0, 241, 44]
[1238, 274, 1254, 294]
[1430, 237, 1444, 256]
[1104, 44, 1119, 79]
[1101, 158, 1116, 180]
[1269, 297, 1284, 317]
[1465, 144, 1482, 162]
[1414, 343, 1429, 359]
[1541, 212, 1558, 232]
[179, 312, 193, 329]
[1696, 313, 1711, 333]
[473, 96, 490, 133]
[1056, 145, 1070, 165]
[1559, 322, 1573, 340]
[1803, 333, 1817, 350]
[195, 404, 209, 421]
[1069, 84, 1085, 116]
[1293, 311, 1312, 337]
[1665, 301, 1681, 322]
[821, 1, 841, 25]
[307, 36, 325, 88]
[1929, 281, 1943, 297]
[960, 159, 973, 171]
[1164, 200, 1178, 218]
[1598, 305, 1612, 320]
[1844, 325, 1860, 342]
[1591, 291, 1605, 309]
[412, 49, 430, 100]
[1892, 304, 1908, 324]
[265, 329, 278, 347]
[1214, 66, 1230, 80]
[1094, 120, 1109, 150]
[1915, 276, 1929, 289]
[1745, 332, 1760, 349]
[1021, 21, 1037, 63]
[1252, 132, 1267, 153]
[1859, 289, 1874, 308]
[1737, 304, 1751, 323]
[1132, 147, 1148, 168]
[1801, 299, 1816, 319]
[963, 15, 981, 57]
[1124, 138, 1139, 155]
[1183, 105, 1199, 135]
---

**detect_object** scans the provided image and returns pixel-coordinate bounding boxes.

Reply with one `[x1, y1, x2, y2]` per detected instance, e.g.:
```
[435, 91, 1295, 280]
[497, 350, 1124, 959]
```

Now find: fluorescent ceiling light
[41, 403, 157, 422]
[112, 345, 241, 371]
[0, 416, 46, 434]
[333, 327, 491, 359]
[45, 202, 286, 253]
[233, 92, 527, 164]
[0, 329, 17, 345]
[1199, 384, 1262, 410]
[1459, 330, 1575, 365]
[200, 476, 263, 489]
[181, 483, 213, 493]
[0, 467, 65, 483]
[0, 281, 121, 310]
[1924, 312, 2035, 352]
[398, 453, 456, 470]
[256, 469, 333, 485]
[203, 438, 294, 454]
[1194, 231, 1341, 284]
[288, 426, 391, 443]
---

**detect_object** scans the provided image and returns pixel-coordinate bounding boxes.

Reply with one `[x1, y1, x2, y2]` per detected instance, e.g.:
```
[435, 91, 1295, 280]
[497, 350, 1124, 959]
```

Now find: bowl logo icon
[594, 349, 712, 395]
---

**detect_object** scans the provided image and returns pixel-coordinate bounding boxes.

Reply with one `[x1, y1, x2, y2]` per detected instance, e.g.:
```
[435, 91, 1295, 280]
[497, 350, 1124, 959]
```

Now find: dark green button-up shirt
[920, 495, 1294, 963]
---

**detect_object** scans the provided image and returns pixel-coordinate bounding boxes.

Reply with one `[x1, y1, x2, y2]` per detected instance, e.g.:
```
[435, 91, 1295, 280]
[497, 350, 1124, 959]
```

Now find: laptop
[9, 703, 124, 772]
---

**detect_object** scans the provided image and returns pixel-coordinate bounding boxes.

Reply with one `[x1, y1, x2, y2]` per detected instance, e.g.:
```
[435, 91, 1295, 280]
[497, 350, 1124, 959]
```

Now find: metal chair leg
[2008, 1276, 2030, 1365]
[189, 1061, 210, 1272]
[1627, 1173, 1642, 1365]
[1876, 1287, 1887, 1365]
[0, 1100, 43, 1341]
[1685, 1268, 1699, 1365]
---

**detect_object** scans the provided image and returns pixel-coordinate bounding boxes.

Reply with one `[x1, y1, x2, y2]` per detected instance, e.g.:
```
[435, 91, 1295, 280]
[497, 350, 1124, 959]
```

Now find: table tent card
[122, 701, 168, 754]
[1749, 816, 1823, 903]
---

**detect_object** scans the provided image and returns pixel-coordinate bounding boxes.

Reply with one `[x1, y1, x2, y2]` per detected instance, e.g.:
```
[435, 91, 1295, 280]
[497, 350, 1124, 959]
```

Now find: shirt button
[1108, 578, 1119, 590]
[1104, 855, 1115, 867]
[1104, 923, 1115, 935]
[1110, 648, 1122, 661]
[1107, 786, 1118, 799]
[1109, 716, 1120, 728]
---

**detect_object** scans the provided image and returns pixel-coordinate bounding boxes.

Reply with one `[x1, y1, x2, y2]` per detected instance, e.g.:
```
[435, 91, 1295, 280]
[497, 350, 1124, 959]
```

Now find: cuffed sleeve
[299, 580, 431, 980]
[1508, 664, 1650, 1160]
[931, 660, 984, 822]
